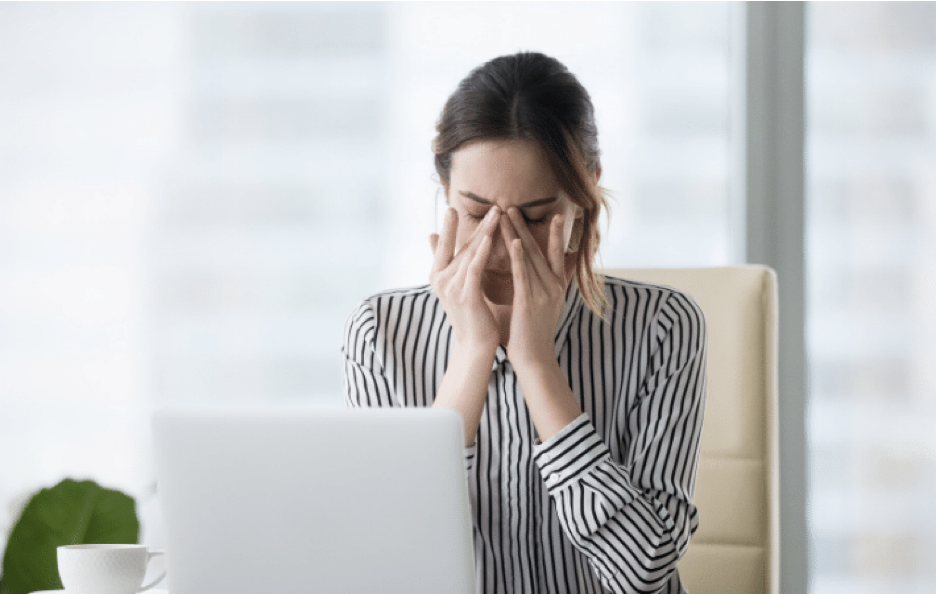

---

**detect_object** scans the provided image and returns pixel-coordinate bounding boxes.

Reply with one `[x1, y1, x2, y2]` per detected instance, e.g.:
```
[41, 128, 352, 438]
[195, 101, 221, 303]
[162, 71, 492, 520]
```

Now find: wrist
[451, 336, 498, 367]
[509, 349, 560, 381]
[507, 343, 557, 374]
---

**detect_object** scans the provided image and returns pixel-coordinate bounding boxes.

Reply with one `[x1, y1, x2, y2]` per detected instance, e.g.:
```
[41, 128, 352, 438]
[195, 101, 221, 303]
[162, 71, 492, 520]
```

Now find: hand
[501, 207, 569, 370]
[429, 206, 501, 354]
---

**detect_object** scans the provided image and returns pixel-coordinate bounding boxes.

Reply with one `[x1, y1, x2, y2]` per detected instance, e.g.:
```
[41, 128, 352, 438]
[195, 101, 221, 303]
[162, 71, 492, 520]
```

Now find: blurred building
[807, 4, 936, 593]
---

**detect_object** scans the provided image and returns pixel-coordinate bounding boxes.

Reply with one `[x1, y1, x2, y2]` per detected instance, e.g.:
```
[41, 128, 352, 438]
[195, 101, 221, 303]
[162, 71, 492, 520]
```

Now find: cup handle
[137, 550, 166, 593]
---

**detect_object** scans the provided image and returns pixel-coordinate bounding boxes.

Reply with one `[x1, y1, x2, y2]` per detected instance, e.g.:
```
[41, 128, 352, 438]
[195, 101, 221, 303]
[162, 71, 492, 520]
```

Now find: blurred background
[1, 2, 934, 593]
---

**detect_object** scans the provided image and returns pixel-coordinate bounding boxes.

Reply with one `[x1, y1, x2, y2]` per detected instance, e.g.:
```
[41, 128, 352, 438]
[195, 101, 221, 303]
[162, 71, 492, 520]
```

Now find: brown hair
[433, 52, 610, 317]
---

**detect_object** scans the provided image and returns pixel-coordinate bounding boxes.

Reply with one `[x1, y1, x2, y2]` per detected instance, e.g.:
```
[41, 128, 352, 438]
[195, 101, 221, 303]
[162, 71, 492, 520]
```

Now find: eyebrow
[460, 191, 557, 209]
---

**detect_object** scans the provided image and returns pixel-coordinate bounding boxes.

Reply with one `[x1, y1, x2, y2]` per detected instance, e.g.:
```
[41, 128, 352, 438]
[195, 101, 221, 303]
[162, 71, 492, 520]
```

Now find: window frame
[739, 3, 808, 593]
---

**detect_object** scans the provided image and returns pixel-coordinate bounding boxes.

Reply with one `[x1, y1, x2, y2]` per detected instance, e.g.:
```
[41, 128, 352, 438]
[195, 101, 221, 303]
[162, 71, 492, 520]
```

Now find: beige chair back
[603, 267, 779, 594]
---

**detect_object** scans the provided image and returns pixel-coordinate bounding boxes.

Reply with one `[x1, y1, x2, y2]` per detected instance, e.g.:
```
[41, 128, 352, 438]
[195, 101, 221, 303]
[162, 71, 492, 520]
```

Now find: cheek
[531, 227, 553, 255]
[454, 220, 476, 252]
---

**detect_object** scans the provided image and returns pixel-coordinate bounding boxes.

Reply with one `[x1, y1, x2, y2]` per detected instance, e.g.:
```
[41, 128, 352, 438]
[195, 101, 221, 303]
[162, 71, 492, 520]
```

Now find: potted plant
[1, 479, 139, 594]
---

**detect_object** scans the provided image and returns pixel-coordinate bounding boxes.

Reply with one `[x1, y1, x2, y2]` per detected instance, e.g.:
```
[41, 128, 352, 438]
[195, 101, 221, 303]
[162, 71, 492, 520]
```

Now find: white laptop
[152, 406, 476, 594]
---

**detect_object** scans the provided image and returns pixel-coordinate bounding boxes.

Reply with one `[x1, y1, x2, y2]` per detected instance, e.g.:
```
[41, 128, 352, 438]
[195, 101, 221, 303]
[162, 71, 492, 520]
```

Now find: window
[806, 3, 936, 592]
[0, 1, 736, 561]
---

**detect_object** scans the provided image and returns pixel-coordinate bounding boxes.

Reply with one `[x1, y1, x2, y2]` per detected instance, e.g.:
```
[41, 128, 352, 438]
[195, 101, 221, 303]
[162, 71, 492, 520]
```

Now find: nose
[487, 222, 511, 271]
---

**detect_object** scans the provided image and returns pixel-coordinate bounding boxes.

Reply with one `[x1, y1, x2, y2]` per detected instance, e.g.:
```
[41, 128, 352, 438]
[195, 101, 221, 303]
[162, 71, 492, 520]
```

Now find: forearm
[512, 357, 582, 442]
[432, 342, 496, 446]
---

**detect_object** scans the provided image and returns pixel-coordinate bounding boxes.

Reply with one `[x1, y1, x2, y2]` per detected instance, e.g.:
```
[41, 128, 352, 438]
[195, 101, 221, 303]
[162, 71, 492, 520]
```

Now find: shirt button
[547, 474, 561, 486]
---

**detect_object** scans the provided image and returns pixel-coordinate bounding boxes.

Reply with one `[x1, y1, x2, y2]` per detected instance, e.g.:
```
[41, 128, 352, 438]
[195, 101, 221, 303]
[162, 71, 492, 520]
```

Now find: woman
[343, 52, 706, 594]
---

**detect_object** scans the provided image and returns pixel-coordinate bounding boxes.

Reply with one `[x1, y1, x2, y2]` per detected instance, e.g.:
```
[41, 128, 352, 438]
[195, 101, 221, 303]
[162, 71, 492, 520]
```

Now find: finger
[465, 234, 492, 291]
[432, 207, 458, 273]
[457, 206, 500, 261]
[455, 206, 499, 278]
[509, 237, 531, 303]
[547, 214, 565, 279]
[429, 233, 439, 255]
[507, 207, 553, 282]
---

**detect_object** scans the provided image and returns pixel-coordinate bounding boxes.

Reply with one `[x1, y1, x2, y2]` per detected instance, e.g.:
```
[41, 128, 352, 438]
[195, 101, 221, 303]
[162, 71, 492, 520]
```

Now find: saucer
[33, 591, 168, 594]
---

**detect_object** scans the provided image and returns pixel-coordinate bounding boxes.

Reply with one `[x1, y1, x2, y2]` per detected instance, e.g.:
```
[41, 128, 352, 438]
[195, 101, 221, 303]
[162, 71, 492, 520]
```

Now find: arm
[427, 206, 501, 446]
[501, 208, 583, 442]
[431, 341, 496, 446]
[533, 292, 707, 594]
[503, 203, 706, 593]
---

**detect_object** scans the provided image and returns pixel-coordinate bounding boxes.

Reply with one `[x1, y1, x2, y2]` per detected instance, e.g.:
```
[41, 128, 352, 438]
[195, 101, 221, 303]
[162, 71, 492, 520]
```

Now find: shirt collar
[494, 344, 508, 366]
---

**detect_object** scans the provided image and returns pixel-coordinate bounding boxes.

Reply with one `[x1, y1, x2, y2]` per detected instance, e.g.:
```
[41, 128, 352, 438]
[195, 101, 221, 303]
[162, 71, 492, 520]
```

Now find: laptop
[152, 406, 477, 594]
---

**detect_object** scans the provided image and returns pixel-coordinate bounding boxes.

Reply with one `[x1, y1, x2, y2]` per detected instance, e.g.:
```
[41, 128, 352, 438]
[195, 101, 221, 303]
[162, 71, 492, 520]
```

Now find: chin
[482, 276, 513, 306]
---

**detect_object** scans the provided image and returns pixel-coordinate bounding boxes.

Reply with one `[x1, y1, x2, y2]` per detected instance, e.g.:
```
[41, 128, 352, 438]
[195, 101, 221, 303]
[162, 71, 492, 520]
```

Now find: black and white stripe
[342, 275, 707, 594]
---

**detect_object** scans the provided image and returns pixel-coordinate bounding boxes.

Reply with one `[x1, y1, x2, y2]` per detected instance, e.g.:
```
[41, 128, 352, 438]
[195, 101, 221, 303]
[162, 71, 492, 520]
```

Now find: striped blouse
[342, 275, 707, 594]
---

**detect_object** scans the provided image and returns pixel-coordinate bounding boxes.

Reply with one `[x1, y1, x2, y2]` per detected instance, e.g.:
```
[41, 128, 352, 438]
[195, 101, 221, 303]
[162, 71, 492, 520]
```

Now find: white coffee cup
[57, 544, 165, 594]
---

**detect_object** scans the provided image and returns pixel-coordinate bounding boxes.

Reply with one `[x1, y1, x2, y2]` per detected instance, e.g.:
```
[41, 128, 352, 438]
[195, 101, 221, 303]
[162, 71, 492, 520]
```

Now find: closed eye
[466, 210, 548, 226]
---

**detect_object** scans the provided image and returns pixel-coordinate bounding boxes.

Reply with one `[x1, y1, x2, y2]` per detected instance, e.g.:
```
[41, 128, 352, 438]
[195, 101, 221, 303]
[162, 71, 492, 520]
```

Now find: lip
[485, 270, 512, 276]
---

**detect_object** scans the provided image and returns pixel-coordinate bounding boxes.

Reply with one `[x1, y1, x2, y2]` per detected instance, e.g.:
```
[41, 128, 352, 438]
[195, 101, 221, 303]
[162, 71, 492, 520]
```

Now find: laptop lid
[152, 406, 476, 594]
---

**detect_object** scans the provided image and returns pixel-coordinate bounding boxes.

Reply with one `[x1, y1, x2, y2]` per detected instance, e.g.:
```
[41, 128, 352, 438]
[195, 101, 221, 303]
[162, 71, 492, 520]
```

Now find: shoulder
[345, 284, 441, 333]
[599, 274, 706, 328]
[343, 284, 447, 363]
[599, 273, 698, 313]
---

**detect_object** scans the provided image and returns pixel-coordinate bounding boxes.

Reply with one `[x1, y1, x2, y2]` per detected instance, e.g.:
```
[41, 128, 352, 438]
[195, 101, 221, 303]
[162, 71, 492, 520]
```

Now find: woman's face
[446, 139, 580, 306]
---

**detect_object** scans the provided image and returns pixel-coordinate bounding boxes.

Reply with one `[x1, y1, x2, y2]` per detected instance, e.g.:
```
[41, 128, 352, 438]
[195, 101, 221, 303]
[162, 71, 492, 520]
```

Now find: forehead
[448, 139, 560, 204]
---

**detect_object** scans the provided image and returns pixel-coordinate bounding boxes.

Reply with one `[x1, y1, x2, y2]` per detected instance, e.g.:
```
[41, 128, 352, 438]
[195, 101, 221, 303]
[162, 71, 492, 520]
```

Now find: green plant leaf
[1, 479, 138, 594]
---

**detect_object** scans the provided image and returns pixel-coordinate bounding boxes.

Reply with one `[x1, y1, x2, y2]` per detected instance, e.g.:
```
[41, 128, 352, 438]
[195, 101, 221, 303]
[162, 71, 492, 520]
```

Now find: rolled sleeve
[534, 414, 643, 536]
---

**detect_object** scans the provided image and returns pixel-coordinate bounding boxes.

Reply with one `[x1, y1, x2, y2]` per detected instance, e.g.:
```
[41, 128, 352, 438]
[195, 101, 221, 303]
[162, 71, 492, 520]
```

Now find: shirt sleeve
[342, 298, 477, 474]
[342, 299, 396, 409]
[533, 290, 707, 594]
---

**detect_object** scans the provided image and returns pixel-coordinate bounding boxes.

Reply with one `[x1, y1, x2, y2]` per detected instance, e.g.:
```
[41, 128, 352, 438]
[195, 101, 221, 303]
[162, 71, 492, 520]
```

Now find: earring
[565, 218, 584, 254]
